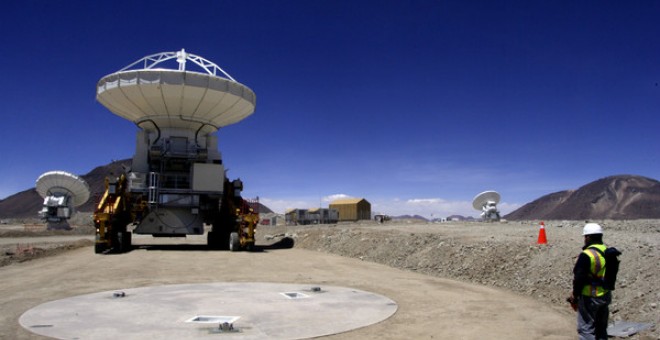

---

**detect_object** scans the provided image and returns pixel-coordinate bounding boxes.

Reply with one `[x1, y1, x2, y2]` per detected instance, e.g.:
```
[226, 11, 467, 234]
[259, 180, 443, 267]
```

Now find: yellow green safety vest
[581, 244, 609, 297]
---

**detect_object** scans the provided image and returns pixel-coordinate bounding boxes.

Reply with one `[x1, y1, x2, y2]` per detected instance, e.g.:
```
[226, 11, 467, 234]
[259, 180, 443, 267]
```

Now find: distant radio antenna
[35, 171, 90, 230]
[472, 191, 501, 222]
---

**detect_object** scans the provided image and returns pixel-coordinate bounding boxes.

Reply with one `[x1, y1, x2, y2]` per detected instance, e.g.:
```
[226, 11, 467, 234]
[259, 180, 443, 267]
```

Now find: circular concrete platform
[19, 282, 398, 339]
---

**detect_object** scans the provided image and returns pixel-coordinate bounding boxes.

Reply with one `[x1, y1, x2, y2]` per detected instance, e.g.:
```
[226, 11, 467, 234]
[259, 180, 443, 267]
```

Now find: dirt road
[0, 235, 93, 245]
[0, 239, 574, 339]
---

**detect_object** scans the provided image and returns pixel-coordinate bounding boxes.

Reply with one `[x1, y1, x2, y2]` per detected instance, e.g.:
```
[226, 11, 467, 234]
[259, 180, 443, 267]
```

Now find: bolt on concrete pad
[19, 282, 397, 340]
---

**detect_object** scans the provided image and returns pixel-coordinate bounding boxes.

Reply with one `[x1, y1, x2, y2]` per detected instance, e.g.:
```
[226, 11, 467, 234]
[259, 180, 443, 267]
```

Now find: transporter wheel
[207, 231, 220, 249]
[207, 231, 218, 249]
[115, 232, 123, 253]
[94, 242, 107, 254]
[229, 232, 240, 252]
[208, 230, 230, 250]
[117, 231, 132, 253]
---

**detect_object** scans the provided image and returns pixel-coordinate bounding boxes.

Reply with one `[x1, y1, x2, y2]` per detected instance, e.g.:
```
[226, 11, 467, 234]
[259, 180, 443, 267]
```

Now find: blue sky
[1, 1, 658, 218]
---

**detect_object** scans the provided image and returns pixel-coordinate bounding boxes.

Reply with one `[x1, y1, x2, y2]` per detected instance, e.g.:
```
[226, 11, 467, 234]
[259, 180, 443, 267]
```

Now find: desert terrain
[0, 219, 658, 339]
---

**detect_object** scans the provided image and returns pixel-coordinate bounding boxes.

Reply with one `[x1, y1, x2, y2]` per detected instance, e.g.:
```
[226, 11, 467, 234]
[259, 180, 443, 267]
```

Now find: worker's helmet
[583, 223, 603, 236]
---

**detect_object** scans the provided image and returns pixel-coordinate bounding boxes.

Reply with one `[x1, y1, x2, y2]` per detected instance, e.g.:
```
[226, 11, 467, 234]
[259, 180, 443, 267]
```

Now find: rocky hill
[0, 159, 272, 218]
[505, 175, 660, 220]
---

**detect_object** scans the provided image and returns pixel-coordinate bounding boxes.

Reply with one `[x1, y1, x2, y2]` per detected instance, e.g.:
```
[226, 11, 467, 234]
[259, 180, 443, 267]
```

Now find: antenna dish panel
[36, 171, 90, 207]
[472, 191, 501, 210]
[96, 49, 256, 135]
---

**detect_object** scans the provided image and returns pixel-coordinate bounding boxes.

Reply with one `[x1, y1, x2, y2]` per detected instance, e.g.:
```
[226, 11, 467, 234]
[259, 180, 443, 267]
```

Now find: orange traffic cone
[537, 221, 548, 245]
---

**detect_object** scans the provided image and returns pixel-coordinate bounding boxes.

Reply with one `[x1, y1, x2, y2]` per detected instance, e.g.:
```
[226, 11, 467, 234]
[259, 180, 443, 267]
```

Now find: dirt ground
[0, 219, 658, 339]
[288, 219, 660, 339]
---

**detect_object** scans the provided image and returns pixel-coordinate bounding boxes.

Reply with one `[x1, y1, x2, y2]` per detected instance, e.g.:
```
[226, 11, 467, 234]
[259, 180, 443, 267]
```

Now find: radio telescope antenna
[93, 49, 257, 244]
[472, 191, 501, 222]
[96, 48, 256, 136]
[36, 171, 90, 230]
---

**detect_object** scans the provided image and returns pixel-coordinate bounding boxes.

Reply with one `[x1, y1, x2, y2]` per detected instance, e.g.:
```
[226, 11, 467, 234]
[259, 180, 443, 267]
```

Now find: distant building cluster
[286, 198, 371, 225]
[285, 208, 338, 225]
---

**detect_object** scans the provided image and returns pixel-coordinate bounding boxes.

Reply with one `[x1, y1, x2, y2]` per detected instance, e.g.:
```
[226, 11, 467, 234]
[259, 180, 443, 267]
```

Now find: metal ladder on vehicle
[148, 172, 159, 204]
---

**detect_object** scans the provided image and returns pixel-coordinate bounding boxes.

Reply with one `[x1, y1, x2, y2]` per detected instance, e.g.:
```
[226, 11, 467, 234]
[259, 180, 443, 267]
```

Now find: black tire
[110, 229, 131, 254]
[115, 232, 123, 253]
[118, 231, 132, 253]
[229, 232, 240, 252]
[207, 231, 218, 249]
[208, 231, 230, 250]
[95, 242, 107, 254]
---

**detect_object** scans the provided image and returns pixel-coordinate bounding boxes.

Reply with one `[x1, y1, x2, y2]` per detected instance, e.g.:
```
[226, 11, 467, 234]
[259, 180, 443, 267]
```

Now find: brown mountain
[505, 175, 660, 220]
[0, 159, 131, 219]
[0, 159, 272, 219]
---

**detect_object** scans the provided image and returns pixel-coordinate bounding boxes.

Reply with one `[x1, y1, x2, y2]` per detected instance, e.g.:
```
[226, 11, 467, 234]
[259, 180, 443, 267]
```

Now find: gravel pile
[272, 219, 659, 339]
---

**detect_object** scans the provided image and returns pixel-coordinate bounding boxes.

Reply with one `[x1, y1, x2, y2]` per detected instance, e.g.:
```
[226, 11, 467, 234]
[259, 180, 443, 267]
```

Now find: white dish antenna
[36, 171, 90, 207]
[96, 49, 256, 135]
[472, 191, 500, 210]
[472, 191, 501, 221]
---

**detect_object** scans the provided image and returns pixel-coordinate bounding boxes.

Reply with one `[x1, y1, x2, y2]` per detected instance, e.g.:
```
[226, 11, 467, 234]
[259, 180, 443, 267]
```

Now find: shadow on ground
[125, 237, 296, 253]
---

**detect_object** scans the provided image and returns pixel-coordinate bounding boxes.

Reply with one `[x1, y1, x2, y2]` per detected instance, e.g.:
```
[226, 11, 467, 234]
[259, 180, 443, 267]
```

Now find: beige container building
[329, 198, 371, 221]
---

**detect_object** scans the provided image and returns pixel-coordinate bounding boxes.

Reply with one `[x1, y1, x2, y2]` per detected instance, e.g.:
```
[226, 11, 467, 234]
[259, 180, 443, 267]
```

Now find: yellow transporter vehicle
[94, 175, 259, 253]
[93, 49, 258, 254]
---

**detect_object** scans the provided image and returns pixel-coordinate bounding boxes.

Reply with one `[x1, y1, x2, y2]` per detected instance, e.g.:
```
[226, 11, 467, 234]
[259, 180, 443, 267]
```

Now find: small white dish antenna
[35, 171, 90, 229]
[472, 191, 501, 222]
[36, 171, 90, 207]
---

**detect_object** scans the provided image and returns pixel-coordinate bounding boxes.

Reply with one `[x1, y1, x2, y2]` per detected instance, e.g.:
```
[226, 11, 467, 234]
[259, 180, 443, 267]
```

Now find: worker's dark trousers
[577, 292, 611, 340]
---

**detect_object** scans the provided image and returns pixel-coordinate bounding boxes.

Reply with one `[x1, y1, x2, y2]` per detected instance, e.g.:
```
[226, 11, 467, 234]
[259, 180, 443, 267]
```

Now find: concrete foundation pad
[19, 282, 397, 339]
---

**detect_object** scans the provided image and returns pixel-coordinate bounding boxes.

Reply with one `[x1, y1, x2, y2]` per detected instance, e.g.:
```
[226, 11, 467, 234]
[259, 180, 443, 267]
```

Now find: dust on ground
[0, 224, 94, 267]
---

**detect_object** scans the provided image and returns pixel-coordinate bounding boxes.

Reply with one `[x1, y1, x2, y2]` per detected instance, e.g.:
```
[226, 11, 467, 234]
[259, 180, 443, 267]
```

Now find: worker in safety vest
[568, 223, 611, 340]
